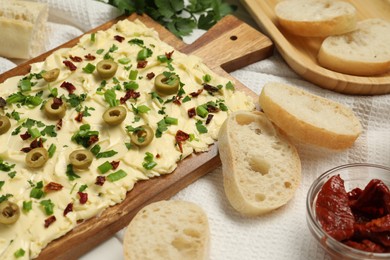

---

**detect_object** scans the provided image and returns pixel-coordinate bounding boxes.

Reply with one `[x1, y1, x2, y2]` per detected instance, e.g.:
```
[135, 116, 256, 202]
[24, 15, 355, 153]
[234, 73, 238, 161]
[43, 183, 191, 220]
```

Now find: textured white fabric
[1, 1, 390, 260]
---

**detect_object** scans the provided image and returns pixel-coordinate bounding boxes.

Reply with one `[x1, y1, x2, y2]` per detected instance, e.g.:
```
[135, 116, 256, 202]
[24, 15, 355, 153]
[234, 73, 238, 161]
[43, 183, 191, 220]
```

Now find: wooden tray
[0, 14, 273, 259]
[240, 0, 390, 95]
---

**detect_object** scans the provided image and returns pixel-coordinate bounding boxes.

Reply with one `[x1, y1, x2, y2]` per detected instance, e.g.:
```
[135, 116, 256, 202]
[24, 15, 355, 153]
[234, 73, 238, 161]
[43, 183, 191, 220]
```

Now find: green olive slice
[0, 201, 20, 224]
[25, 147, 49, 168]
[102, 106, 127, 126]
[0, 115, 11, 135]
[96, 60, 118, 79]
[42, 68, 60, 82]
[130, 125, 154, 146]
[154, 73, 179, 95]
[69, 149, 93, 169]
[44, 97, 67, 120]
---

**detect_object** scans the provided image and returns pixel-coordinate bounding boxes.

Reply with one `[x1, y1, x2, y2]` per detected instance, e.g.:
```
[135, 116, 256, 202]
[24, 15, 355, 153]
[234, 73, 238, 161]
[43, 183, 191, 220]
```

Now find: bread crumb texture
[123, 200, 209, 260]
[218, 111, 301, 216]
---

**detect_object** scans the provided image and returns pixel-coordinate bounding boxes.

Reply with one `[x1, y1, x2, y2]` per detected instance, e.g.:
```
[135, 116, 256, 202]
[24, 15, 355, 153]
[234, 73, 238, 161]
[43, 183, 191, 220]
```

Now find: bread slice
[0, 0, 48, 59]
[275, 0, 357, 37]
[123, 200, 209, 260]
[259, 82, 362, 150]
[218, 111, 301, 216]
[318, 18, 390, 76]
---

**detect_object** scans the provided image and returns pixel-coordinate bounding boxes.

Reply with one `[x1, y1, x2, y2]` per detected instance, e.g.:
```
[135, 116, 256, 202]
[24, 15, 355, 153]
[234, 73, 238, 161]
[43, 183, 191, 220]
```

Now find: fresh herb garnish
[142, 152, 157, 170]
[40, 199, 55, 215]
[107, 169, 127, 182]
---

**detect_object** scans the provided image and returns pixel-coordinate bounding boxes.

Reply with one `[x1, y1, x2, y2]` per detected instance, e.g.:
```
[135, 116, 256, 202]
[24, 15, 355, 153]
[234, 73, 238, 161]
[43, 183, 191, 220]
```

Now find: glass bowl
[306, 163, 390, 260]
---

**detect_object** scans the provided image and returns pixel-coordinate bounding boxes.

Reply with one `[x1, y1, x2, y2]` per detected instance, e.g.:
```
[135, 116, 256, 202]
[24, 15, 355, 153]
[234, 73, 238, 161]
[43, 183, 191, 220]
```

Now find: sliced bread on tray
[318, 18, 390, 76]
[274, 0, 357, 37]
[218, 111, 301, 216]
[259, 82, 362, 150]
[123, 200, 209, 260]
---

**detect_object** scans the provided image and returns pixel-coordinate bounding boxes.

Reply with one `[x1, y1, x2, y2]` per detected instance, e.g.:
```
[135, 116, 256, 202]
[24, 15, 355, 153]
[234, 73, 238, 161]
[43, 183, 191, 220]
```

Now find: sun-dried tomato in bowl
[306, 163, 390, 260]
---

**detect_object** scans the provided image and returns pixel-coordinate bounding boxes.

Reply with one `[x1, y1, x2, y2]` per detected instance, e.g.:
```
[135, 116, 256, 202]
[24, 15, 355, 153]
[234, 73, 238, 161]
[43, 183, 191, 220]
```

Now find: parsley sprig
[101, 0, 236, 38]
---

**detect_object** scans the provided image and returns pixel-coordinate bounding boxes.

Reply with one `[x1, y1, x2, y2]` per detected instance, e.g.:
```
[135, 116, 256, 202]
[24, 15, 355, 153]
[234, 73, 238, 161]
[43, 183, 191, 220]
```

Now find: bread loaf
[0, 0, 48, 59]
[318, 18, 390, 76]
[218, 111, 301, 216]
[259, 82, 362, 150]
[275, 0, 357, 37]
[123, 200, 210, 260]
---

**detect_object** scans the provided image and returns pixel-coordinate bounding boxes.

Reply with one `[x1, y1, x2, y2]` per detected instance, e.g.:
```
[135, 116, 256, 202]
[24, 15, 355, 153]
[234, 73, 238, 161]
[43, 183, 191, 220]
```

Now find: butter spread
[0, 19, 254, 259]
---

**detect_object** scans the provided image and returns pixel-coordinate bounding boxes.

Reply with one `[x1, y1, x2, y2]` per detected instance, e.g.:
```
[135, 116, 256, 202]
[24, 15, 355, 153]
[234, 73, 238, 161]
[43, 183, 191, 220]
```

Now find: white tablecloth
[1, 1, 390, 259]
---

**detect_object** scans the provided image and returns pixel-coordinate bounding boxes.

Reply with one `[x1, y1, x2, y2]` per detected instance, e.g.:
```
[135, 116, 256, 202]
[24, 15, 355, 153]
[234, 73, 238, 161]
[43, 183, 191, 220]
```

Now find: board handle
[182, 15, 273, 73]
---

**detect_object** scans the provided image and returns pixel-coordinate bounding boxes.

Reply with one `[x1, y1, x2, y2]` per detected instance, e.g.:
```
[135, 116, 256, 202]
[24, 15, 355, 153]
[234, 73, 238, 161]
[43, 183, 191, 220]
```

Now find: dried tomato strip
[175, 130, 190, 153]
[44, 182, 63, 192]
[63, 60, 77, 71]
[60, 81, 76, 94]
[44, 216, 56, 228]
[64, 203, 73, 216]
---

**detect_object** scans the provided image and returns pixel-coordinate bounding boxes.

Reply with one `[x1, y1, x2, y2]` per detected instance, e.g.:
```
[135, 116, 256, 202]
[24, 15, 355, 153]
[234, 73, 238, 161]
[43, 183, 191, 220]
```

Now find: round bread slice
[318, 18, 390, 76]
[123, 200, 209, 260]
[259, 82, 362, 150]
[218, 110, 301, 216]
[275, 0, 357, 37]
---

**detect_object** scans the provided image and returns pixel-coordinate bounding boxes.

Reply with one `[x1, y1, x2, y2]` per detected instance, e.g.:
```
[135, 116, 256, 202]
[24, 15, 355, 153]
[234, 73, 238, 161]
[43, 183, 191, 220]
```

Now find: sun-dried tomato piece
[69, 55, 82, 62]
[63, 60, 77, 71]
[165, 50, 174, 60]
[44, 182, 63, 192]
[64, 203, 73, 216]
[84, 53, 96, 61]
[114, 35, 125, 42]
[78, 191, 88, 204]
[190, 89, 203, 97]
[203, 83, 219, 93]
[30, 138, 44, 149]
[146, 72, 155, 80]
[120, 89, 140, 104]
[60, 81, 76, 94]
[172, 96, 181, 105]
[206, 104, 219, 113]
[44, 215, 56, 228]
[344, 239, 385, 253]
[51, 97, 63, 109]
[206, 114, 214, 125]
[188, 107, 196, 118]
[175, 130, 190, 153]
[20, 147, 32, 153]
[56, 119, 63, 130]
[88, 135, 99, 146]
[137, 60, 148, 68]
[20, 131, 31, 140]
[110, 160, 120, 170]
[95, 176, 106, 186]
[75, 112, 83, 122]
[350, 179, 390, 219]
[316, 175, 355, 241]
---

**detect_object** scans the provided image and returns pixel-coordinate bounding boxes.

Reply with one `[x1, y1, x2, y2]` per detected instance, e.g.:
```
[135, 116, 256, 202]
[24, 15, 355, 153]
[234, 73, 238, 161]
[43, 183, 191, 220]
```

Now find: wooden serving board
[240, 0, 390, 95]
[0, 14, 272, 259]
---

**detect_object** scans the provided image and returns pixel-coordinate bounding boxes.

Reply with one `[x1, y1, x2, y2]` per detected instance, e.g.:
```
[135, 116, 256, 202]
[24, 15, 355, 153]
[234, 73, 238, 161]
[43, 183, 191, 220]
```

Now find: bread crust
[218, 111, 301, 216]
[259, 82, 362, 150]
[275, 0, 357, 37]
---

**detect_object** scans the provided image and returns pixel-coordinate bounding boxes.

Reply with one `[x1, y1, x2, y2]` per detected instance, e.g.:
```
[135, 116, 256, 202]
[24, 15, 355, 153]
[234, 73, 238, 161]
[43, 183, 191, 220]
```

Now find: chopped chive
[90, 144, 101, 155]
[82, 63, 96, 74]
[164, 116, 178, 125]
[96, 49, 104, 54]
[48, 144, 56, 158]
[118, 57, 131, 64]
[28, 127, 41, 138]
[196, 106, 208, 118]
[107, 169, 127, 182]
[203, 74, 211, 82]
[90, 33, 96, 42]
[14, 248, 25, 258]
[98, 161, 113, 174]
[129, 70, 138, 80]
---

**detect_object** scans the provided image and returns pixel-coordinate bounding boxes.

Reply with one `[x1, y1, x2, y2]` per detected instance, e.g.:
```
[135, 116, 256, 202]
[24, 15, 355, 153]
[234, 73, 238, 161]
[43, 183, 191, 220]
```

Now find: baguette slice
[218, 111, 301, 216]
[259, 82, 362, 150]
[0, 0, 48, 59]
[123, 200, 209, 260]
[275, 0, 357, 37]
[318, 18, 390, 76]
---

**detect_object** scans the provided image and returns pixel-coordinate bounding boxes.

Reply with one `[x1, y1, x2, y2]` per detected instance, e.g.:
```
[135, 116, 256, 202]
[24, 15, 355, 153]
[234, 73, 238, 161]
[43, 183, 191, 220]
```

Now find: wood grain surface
[240, 0, 390, 95]
[0, 14, 273, 259]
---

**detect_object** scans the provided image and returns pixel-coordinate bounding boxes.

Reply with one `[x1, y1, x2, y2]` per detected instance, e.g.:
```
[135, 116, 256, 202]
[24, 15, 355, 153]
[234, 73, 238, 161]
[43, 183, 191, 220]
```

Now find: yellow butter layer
[0, 19, 254, 259]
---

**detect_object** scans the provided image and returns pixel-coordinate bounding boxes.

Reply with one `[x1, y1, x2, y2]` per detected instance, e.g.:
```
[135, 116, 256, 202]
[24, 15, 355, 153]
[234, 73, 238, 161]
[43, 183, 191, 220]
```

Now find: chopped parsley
[71, 124, 99, 148]
[23, 200, 33, 212]
[29, 181, 44, 199]
[66, 164, 81, 181]
[14, 248, 25, 258]
[40, 199, 55, 215]
[196, 120, 208, 134]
